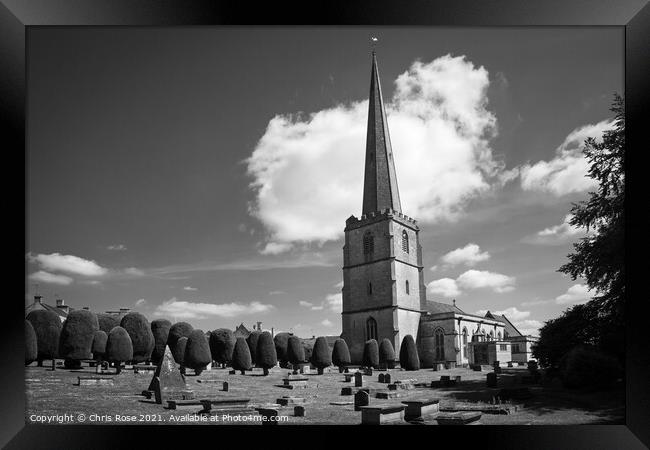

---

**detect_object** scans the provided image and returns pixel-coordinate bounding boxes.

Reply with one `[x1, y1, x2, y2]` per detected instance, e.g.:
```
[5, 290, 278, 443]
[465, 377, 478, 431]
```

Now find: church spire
[362, 51, 402, 215]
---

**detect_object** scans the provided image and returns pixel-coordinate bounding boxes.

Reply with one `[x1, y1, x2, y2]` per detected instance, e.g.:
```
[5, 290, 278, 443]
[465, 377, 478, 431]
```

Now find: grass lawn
[25, 362, 624, 425]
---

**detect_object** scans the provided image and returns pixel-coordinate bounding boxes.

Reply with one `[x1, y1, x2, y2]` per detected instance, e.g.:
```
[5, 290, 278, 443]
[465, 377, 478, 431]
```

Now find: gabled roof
[424, 300, 466, 315]
[484, 311, 522, 337]
[233, 323, 251, 338]
[25, 301, 69, 323]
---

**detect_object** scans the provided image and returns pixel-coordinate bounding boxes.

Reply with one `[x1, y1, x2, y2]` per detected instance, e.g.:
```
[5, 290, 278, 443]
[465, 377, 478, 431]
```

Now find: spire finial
[371, 36, 378, 53]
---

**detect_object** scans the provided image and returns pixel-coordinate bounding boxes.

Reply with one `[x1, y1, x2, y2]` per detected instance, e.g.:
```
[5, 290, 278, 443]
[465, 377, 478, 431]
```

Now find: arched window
[504, 331, 509, 339]
[401, 230, 409, 253]
[367, 281, 372, 295]
[363, 231, 374, 261]
[462, 327, 468, 356]
[497, 331, 502, 341]
[366, 317, 378, 341]
[434, 328, 445, 361]
[488, 330, 494, 341]
[405, 280, 410, 295]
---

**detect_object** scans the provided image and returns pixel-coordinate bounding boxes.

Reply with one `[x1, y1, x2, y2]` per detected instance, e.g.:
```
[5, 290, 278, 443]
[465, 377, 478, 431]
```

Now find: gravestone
[354, 390, 369, 411]
[384, 374, 391, 384]
[487, 372, 497, 388]
[256, 408, 279, 426]
[294, 405, 305, 417]
[354, 372, 363, 387]
[229, 370, 236, 375]
[341, 387, 353, 396]
[365, 368, 373, 376]
[507, 362, 513, 368]
[378, 373, 385, 383]
[150, 345, 193, 404]
[223, 381, 229, 392]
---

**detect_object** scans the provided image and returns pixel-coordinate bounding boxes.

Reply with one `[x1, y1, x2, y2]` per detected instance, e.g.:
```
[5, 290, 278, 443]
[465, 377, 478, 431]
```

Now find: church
[340, 52, 536, 367]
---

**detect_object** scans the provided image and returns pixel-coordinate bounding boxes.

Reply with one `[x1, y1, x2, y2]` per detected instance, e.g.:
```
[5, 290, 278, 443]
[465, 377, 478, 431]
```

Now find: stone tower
[341, 52, 426, 363]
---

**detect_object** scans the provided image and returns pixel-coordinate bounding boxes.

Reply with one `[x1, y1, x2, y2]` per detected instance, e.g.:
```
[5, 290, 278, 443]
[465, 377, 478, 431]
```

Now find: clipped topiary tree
[273, 332, 292, 368]
[120, 312, 154, 363]
[311, 337, 332, 375]
[256, 332, 277, 376]
[332, 339, 351, 373]
[379, 338, 396, 370]
[58, 310, 99, 366]
[97, 313, 120, 334]
[399, 334, 420, 371]
[167, 322, 194, 352]
[184, 329, 212, 375]
[303, 341, 314, 363]
[25, 320, 37, 366]
[246, 331, 262, 365]
[106, 326, 133, 374]
[363, 339, 379, 369]
[26, 309, 62, 368]
[150, 319, 172, 365]
[287, 335, 305, 372]
[92, 330, 108, 362]
[232, 337, 253, 375]
[209, 328, 236, 368]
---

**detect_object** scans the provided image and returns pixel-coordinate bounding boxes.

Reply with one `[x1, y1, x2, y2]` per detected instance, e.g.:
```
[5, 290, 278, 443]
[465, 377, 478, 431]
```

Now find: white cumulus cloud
[28, 270, 73, 286]
[321, 319, 333, 327]
[519, 120, 613, 196]
[524, 214, 588, 245]
[153, 298, 274, 320]
[246, 54, 503, 253]
[183, 286, 198, 291]
[457, 269, 515, 293]
[427, 278, 461, 298]
[440, 243, 490, 267]
[28, 252, 108, 277]
[555, 284, 593, 305]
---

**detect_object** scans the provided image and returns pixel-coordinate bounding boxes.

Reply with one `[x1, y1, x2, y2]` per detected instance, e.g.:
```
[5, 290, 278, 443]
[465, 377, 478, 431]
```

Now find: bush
[287, 335, 305, 367]
[255, 332, 277, 375]
[58, 310, 99, 361]
[92, 330, 108, 361]
[97, 313, 120, 334]
[150, 319, 172, 365]
[232, 337, 253, 374]
[26, 310, 62, 364]
[167, 322, 193, 351]
[561, 346, 621, 390]
[311, 337, 332, 374]
[209, 328, 236, 367]
[246, 331, 262, 365]
[184, 329, 212, 375]
[332, 339, 351, 372]
[379, 338, 396, 369]
[273, 332, 292, 367]
[399, 335, 420, 371]
[172, 336, 188, 366]
[106, 326, 133, 374]
[120, 312, 154, 363]
[25, 320, 37, 365]
[363, 339, 379, 369]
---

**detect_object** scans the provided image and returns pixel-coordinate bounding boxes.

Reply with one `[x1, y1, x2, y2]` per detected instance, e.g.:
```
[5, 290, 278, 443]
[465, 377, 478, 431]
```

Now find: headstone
[384, 374, 391, 384]
[507, 362, 513, 368]
[378, 373, 385, 383]
[388, 384, 398, 391]
[229, 369, 236, 375]
[487, 372, 497, 388]
[354, 390, 369, 411]
[365, 368, 373, 376]
[95, 364, 103, 374]
[343, 374, 353, 382]
[150, 345, 193, 404]
[223, 381, 229, 392]
[354, 372, 363, 387]
[276, 396, 306, 406]
[360, 405, 405, 425]
[300, 365, 312, 375]
[294, 405, 305, 417]
[256, 408, 279, 426]
[341, 387, 353, 396]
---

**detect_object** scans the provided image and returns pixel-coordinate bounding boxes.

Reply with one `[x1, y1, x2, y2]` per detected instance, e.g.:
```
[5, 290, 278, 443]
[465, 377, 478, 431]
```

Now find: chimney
[257, 321, 262, 332]
[271, 327, 274, 337]
[34, 295, 42, 304]
[56, 297, 70, 314]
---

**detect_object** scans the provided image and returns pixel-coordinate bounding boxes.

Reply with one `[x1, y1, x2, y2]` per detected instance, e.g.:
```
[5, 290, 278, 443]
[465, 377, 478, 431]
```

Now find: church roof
[424, 300, 466, 315]
[484, 311, 523, 337]
[233, 323, 251, 338]
[25, 299, 69, 323]
[362, 51, 402, 215]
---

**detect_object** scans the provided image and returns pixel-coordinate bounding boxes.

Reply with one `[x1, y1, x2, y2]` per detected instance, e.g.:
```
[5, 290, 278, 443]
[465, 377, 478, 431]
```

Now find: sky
[26, 27, 623, 338]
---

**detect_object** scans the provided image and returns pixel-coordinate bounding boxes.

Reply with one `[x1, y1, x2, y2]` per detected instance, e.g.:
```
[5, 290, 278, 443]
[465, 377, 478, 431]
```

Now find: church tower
[341, 52, 426, 362]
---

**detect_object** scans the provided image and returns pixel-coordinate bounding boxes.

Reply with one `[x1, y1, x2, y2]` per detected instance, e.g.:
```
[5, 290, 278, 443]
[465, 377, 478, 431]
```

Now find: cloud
[477, 306, 530, 321]
[457, 269, 515, 293]
[429, 265, 438, 272]
[247, 54, 504, 253]
[325, 293, 342, 312]
[523, 214, 588, 245]
[269, 290, 286, 295]
[183, 286, 198, 291]
[520, 298, 552, 307]
[477, 307, 541, 336]
[512, 319, 543, 336]
[28, 271, 73, 286]
[107, 244, 127, 251]
[28, 252, 108, 277]
[555, 284, 592, 305]
[519, 120, 613, 195]
[440, 243, 490, 267]
[299, 300, 314, 308]
[135, 298, 147, 307]
[123, 267, 144, 277]
[427, 278, 461, 298]
[153, 298, 274, 320]
[321, 319, 333, 327]
[334, 281, 344, 289]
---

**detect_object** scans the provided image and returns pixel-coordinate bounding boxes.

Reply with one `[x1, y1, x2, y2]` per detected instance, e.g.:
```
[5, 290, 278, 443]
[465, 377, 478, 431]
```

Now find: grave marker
[487, 372, 497, 388]
[294, 405, 305, 417]
[354, 390, 369, 411]
[354, 372, 363, 387]
[360, 405, 405, 425]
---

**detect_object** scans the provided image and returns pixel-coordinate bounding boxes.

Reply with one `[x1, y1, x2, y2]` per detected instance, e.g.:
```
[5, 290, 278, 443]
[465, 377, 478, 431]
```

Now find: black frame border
[2, 0, 649, 447]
